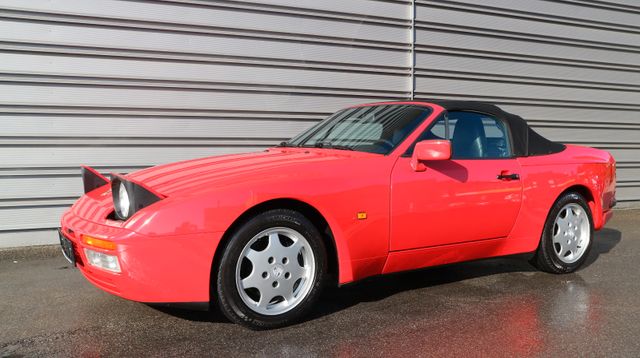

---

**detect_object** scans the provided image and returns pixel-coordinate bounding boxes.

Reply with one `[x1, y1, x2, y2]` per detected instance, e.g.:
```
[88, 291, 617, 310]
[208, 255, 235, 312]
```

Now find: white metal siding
[0, 0, 637, 248]
[414, 0, 640, 207]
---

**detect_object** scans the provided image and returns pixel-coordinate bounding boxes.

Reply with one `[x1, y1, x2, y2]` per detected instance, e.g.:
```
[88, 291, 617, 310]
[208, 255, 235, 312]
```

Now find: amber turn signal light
[81, 235, 117, 250]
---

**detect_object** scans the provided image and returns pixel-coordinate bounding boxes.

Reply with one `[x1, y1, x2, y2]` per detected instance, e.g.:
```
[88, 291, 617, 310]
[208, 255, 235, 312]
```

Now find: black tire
[532, 192, 594, 274]
[215, 209, 327, 330]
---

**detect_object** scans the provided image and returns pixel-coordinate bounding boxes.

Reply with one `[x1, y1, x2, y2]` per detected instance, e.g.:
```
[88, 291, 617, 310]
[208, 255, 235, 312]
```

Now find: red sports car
[59, 101, 616, 329]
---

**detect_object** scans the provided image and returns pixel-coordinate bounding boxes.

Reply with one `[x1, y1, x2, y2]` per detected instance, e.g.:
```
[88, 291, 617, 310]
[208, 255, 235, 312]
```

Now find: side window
[405, 113, 447, 155]
[448, 111, 511, 159]
[406, 111, 511, 158]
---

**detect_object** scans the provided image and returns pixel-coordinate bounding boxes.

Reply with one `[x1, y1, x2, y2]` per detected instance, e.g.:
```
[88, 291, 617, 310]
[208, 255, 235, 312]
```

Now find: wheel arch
[559, 184, 595, 207]
[531, 183, 597, 273]
[210, 198, 341, 300]
[556, 183, 602, 229]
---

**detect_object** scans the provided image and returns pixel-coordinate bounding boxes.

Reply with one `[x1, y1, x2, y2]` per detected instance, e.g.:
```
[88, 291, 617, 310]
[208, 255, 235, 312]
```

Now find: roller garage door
[0, 0, 637, 247]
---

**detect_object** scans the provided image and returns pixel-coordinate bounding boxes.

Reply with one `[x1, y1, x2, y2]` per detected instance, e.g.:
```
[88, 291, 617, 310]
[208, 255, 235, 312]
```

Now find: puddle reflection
[324, 277, 601, 357]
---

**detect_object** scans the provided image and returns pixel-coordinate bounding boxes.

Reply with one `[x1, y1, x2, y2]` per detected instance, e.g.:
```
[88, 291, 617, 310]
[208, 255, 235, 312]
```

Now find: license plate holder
[59, 229, 76, 266]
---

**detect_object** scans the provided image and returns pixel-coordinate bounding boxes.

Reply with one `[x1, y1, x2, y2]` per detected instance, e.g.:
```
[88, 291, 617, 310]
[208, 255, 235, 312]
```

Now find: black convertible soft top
[428, 100, 566, 157]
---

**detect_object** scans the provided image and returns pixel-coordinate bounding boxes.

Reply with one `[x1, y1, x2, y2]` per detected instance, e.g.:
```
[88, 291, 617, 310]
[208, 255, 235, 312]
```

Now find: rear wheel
[216, 209, 326, 329]
[532, 192, 594, 273]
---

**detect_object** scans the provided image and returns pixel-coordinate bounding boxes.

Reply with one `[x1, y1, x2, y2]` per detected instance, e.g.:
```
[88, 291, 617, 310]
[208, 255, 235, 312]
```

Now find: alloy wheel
[235, 227, 316, 315]
[552, 203, 591, 264]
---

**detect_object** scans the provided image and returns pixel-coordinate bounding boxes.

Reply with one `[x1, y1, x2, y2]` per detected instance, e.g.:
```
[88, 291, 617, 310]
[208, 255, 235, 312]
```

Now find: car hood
[126, 148, 377, 197]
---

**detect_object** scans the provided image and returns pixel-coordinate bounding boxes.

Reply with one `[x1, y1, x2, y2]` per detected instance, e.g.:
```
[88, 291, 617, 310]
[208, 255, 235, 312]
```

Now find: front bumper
[60, 210, 222, 304]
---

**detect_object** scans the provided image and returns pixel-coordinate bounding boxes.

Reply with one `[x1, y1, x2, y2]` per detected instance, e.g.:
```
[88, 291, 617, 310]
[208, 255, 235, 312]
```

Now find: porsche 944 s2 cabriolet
[59, 100, 616, 329]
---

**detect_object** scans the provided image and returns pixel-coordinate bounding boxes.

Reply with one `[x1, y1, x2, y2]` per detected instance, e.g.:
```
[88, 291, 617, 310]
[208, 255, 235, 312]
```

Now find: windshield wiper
[312, 141, 354, 151]
[278, 141, 294, 147]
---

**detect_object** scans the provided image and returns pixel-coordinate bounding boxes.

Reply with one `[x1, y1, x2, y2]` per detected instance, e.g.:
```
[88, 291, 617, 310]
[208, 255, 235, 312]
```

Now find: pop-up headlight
[81, 166, 109, 194]
[111, 175, 164, 221]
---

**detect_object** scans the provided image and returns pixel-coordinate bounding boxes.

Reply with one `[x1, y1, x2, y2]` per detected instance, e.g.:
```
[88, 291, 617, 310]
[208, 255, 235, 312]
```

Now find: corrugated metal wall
[413, 0, 640, 207]
[0, 0, 412, 247]
[0, 0, 637, 248]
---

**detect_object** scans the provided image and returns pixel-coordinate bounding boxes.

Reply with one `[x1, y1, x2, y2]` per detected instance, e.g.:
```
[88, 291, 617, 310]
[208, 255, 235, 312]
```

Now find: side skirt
[382, 237, 529, 275]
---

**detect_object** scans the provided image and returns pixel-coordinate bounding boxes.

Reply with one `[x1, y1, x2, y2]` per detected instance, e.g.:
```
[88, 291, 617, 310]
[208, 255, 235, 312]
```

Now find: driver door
[390, 111, 523, 251]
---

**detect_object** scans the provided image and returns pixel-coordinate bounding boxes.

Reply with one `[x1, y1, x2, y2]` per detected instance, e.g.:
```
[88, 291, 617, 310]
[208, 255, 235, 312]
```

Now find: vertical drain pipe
[409, 0, 416, 100]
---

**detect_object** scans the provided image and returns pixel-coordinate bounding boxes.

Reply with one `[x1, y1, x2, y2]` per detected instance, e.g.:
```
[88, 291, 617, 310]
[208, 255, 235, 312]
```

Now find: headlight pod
[111, 175, 164, 221]
[81, 165, 109, 194]
[117, 182, 131, 218]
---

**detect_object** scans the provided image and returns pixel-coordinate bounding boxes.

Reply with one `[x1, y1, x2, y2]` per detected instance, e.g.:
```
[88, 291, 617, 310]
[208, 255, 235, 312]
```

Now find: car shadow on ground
[581, 227, 622, 268]
[149, 303, 228, 323]
[152, 228, 622, 325]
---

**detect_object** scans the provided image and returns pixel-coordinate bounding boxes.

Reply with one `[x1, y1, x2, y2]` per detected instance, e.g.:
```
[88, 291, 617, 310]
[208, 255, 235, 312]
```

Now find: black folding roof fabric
[427, 100, 565, 157]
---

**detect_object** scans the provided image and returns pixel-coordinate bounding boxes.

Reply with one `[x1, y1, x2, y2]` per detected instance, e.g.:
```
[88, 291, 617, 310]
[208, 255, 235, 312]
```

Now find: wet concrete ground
[1, 210, 639, 357]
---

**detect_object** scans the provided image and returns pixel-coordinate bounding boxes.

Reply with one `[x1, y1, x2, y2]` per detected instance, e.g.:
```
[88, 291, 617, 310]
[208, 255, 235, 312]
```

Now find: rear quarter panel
[508, 145, 615, 253]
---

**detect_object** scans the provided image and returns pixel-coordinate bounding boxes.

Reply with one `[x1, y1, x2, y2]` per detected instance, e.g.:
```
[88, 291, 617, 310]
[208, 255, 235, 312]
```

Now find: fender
[509, 156, 611, 253]
[218, 196, 358, 285]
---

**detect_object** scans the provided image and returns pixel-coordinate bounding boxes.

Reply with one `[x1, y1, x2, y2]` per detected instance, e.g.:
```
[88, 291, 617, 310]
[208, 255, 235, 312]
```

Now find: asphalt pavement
[1, 210, 639, 357]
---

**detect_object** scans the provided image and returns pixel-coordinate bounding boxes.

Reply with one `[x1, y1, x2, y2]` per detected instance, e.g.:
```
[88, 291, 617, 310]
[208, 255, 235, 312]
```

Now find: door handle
[497, 172, 520, 181]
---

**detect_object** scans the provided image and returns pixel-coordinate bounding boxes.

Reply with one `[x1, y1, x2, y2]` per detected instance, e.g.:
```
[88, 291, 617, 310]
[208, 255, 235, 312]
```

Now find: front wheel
[532, 192, 594, 274]
[216, 209, 326, 329]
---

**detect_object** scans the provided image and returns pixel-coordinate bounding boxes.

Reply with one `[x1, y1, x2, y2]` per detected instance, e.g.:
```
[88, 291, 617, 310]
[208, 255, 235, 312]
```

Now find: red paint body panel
[60, 209, 221, 302]
[390, 157, 523, 251]
[60, 101, 616, 304]
[410, 139, 451, 171]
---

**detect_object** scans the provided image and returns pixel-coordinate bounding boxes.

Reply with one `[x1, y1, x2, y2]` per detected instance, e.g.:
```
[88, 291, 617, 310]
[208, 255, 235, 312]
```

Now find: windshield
[287, 104, 432, 154]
